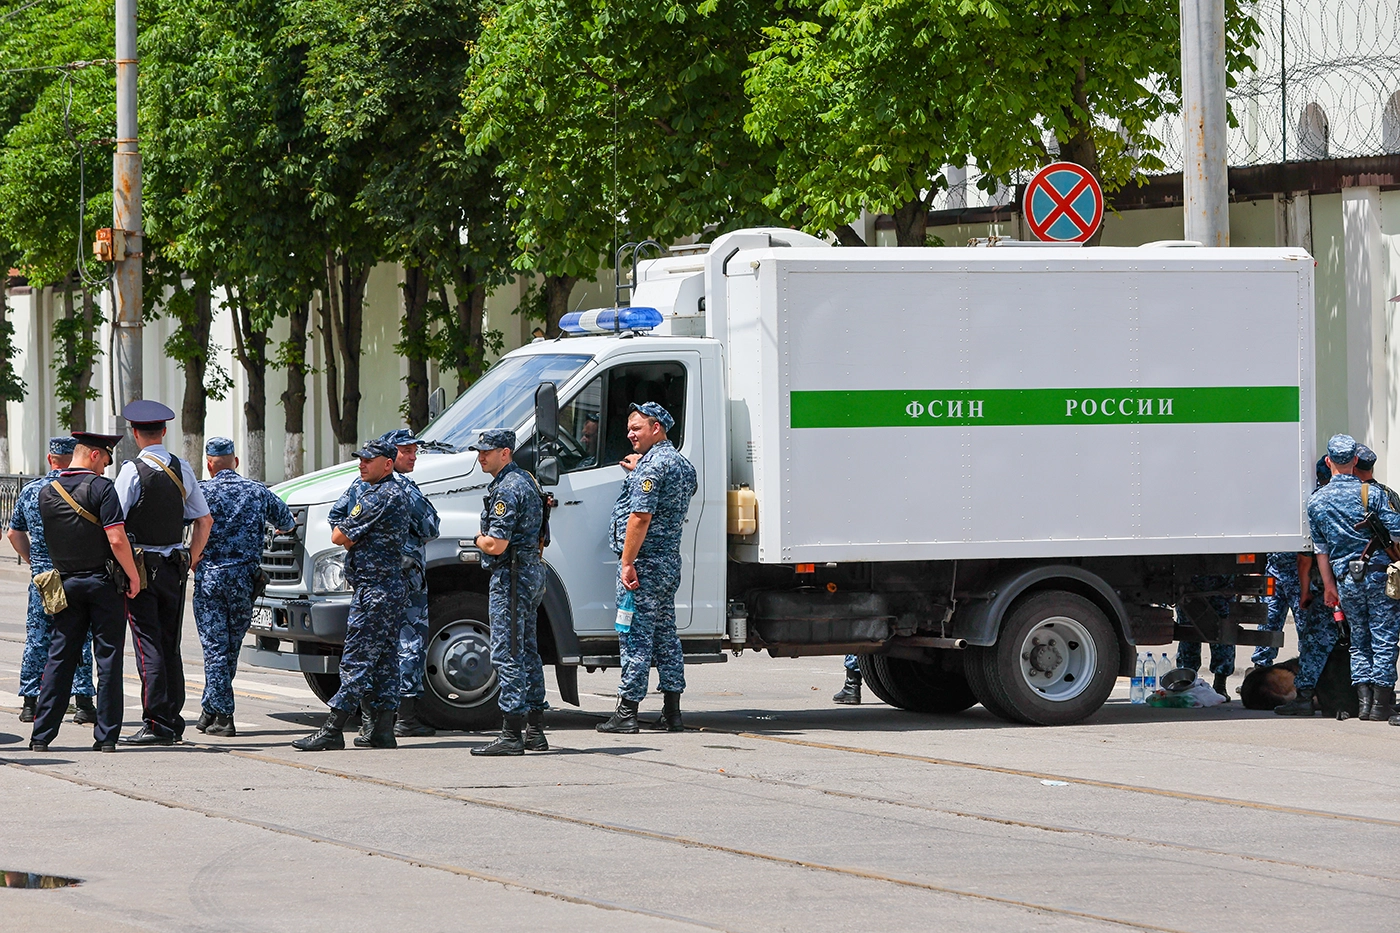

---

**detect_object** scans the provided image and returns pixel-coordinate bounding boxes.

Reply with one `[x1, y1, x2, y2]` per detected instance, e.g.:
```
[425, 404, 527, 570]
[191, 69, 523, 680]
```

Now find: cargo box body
[723, 247, 1315, 564]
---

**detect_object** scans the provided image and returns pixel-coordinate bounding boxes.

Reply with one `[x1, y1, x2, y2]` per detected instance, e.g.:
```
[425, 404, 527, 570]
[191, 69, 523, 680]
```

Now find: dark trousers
[126, 552, 189, 736]
[31, 573, 127, 747]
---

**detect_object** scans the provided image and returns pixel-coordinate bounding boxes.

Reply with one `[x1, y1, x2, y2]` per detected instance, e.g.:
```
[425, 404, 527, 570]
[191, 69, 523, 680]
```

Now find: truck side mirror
[427, 386, 447, 421]
[534, 382, 559, 486]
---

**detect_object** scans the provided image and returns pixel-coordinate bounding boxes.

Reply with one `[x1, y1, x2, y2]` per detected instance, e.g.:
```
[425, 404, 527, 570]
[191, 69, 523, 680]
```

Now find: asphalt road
[3, 562, 1400, 933]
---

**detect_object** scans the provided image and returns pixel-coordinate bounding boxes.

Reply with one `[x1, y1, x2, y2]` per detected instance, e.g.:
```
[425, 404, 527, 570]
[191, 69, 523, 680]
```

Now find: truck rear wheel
[966, 591, 1118, 726]
[418, 591, 502, 732]
[857, 654, 977, 714]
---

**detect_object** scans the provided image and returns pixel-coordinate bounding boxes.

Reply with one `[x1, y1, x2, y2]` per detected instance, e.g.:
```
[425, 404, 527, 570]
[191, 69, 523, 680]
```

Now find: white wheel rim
[1018, 616, 1097, 702]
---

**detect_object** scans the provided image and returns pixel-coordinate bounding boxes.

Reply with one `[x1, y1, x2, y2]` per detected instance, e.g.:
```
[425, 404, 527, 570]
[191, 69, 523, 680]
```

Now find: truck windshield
[419, 353, 592, 449]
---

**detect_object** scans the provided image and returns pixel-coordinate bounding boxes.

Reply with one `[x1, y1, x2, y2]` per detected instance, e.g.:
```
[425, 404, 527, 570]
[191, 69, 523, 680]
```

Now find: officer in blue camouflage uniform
[1273, 458, 1339, 715]
[468, 429, 549, 756]
[375, 428, 441, 738]
[7, 437, 97, 724]
[193, 437, 295, 737]
[1254, 458, 1334, 671]
[833, 655, 862, 704]
[1308, 434, 1400, 722]
[1175, 577, 1236, 699]
[293, 438, 411, 751]
[598, 402, 697, 734]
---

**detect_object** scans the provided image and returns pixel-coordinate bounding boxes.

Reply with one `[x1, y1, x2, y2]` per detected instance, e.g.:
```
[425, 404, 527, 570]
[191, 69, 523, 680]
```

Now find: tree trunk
[335, 257, 368, 455]
[281, 299, 310, 479]
[179, 284, 213, 477]
[319, 251, 344, 457]
[448, 265, 488, 394]
[892, 196, 930, 247]
[402, 265, 431, 432]
[0, 275, 12, 473]
[230, 288, 268, 482]
[1060, 59, 1105, 246]
[834, 223, 868, 247]
[544, 273, 578, 337]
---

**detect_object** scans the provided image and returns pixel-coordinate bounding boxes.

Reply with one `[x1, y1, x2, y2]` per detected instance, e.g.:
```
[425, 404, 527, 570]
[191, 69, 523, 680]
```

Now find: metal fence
[0, 473, 40, 535]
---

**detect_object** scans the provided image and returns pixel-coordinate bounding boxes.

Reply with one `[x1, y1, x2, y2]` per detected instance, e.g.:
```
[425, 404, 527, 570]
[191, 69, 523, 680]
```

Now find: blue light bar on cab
[558, 306, 663, 335]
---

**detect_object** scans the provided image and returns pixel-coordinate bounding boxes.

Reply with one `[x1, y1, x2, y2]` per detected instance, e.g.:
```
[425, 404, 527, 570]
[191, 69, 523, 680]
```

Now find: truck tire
[418, 591, 502, 732]
[966, 591, 1118, 726]
[303, 672, 341, 705]
[858, 655, 977, 714]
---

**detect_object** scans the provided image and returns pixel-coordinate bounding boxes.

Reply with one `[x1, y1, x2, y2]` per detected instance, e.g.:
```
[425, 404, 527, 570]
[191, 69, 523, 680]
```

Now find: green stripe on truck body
[789, 386, 1300, 429]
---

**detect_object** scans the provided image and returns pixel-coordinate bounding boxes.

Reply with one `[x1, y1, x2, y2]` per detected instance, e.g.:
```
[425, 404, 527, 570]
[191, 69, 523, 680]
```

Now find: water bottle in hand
[615, 590, 635, 634]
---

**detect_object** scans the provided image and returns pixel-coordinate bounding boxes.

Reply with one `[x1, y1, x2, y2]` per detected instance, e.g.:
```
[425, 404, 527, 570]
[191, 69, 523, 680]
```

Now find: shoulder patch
[494, 500, 506, 516]
[350, 503, 362, 517]
[641, 478, 653, 493]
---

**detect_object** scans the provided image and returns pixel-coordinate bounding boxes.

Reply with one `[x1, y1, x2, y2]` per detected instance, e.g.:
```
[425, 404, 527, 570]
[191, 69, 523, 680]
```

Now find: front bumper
[249, 593, 352, 645]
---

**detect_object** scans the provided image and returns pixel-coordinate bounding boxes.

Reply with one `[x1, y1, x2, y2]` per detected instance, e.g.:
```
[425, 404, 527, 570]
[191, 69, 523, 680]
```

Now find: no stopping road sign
[1024, 162, 1104, 243]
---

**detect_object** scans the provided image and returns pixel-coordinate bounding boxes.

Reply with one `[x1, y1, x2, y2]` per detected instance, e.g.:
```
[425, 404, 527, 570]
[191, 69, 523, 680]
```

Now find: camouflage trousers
[330, 578, 407, 714]
[1176, 641, 1236, 676]
[193, 564, 255, 716]
[1293, 590, 1338, 693]
[20, 582, 95, 697]
[488, 560, 546, 716]
[398, 559, 430, 698]
[844, 654, 860, 673]
[616, 556, 686, 702]
[1253, 576, 1301, 667]
[1338, 573, 1400, 687]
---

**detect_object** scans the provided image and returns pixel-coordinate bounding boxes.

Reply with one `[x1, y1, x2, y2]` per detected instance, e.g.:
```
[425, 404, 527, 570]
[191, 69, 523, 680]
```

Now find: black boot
[524, 709, 548, 751]
[355, 708, 399, 748]
[18, 696, 35, 723]
[833, 671, 862, 705]
[1274, 687, 1316, 716]
[646, 691, 684, 732]
[472, 715, 525, 756]
[292, 708, 350, 751]
[596, 697, 640, 734]
[1357, 683, 1375, 720]
[195, 707, 216, 733]
[1367, 685, 1395, 722]
[206, 714, 237, 737]
[1212, 672, 1230, 700]
[394, 696, 436, 738]
[73, 695, 98, 726]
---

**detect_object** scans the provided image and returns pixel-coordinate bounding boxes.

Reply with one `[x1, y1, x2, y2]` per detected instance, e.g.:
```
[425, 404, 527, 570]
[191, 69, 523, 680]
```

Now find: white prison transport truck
[245, 228, 1315, 727]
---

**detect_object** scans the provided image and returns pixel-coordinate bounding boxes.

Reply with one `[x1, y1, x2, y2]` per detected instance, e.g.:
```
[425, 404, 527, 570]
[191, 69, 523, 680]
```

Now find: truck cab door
[546, 352, 703, 636]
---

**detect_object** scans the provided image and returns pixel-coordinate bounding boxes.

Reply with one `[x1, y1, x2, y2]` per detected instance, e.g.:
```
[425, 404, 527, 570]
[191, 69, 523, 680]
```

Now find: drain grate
[2, 871, 81, 889]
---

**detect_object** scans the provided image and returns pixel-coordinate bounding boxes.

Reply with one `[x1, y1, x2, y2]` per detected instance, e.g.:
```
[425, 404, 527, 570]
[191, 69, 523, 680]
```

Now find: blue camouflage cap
[1356, 444, 1378, 469]
[1316, 456, 1331, 486]
[380, 428, 422, 448]
[467, 429, 516, 452]
[205, 436, 235, 456]
[352, 438, 397, 460]
[1326, 434, 1358, 465]
[628, 401, 675, 432]
[48, 436, 77, 456]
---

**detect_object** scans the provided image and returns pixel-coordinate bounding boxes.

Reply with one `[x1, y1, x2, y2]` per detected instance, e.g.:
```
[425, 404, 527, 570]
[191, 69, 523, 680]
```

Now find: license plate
[252, 606, 275, 629]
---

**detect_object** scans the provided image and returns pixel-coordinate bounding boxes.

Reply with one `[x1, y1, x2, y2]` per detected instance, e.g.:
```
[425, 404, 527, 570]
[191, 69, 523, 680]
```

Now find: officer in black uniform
[28, 432, 142, 752]
[115, 400, 213, 745]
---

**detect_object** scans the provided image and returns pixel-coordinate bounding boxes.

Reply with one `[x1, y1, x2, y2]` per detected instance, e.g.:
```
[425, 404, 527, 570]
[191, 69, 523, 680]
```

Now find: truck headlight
[312, 550, 350, 594]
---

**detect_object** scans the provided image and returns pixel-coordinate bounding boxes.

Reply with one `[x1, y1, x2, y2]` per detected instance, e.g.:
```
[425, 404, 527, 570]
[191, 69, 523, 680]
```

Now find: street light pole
[1180, 0, 1230, 246]
[112, 0, 142, 460]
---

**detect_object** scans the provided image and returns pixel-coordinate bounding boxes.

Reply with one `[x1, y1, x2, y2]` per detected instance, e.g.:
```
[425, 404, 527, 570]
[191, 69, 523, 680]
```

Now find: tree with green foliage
[0, 0, 113, 429]
[745, 0, 1260, 246]
[462, 0, 786, 333]
[292, 0, 513, 431]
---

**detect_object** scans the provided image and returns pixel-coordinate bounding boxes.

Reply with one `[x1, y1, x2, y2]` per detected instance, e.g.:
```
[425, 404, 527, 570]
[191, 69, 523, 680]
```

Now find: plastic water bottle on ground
[1161, 653, 1171, 681]
[1144, 652, 1157, 693]
[1130, 653, 1145, 704]
[615, 590, 635, 634]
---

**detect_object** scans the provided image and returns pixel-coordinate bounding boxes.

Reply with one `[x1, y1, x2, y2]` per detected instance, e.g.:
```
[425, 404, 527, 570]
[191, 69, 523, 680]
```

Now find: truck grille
[261, 506, 307, 584]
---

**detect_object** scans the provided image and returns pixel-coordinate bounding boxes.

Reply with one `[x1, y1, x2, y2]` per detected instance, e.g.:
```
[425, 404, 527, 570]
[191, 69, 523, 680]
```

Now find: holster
[1349, 559, 1367, 584]
[252, 566, 271, 602]
[33, 569, 68, 615]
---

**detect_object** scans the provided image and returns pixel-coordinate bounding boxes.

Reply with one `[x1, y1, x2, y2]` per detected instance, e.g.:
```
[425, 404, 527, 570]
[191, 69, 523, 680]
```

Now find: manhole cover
[2, 871, 81, 889]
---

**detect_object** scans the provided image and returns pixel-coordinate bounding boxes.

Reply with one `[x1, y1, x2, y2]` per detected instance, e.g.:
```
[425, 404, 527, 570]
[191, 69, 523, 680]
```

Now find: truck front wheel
[418, 591, 503, 732]
[303, 672, 340, 705]
[966, 591, 1118, 726]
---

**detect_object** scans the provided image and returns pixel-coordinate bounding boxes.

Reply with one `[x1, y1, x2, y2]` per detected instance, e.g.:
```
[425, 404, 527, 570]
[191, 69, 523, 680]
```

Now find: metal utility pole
[1180, 0, 1230, 246]
[112, 0, 142, 460]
